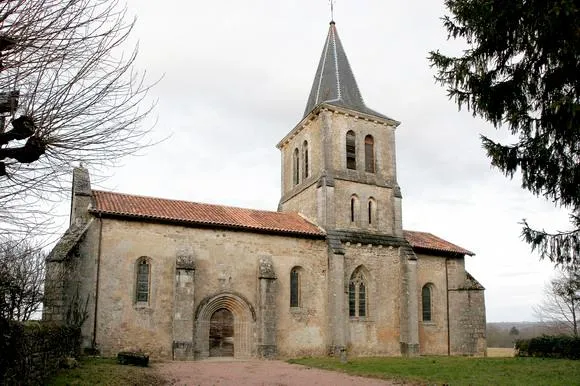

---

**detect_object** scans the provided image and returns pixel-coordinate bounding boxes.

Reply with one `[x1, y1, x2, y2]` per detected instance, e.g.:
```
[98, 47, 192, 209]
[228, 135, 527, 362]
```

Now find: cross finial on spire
[329, 0, 335, 23]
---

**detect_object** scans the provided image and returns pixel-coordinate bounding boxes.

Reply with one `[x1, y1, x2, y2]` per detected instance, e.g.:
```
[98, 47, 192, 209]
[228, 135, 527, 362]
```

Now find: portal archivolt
[194, 292, 256, 359]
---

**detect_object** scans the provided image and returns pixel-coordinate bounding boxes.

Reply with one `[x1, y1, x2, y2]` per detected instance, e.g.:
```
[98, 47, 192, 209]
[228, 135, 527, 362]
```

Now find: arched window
[422, 284, 432, 322]
[290, 267, 301, 307]
[136, 257, 150, 303]
[368, 199, 374, 225]
[365, 135, 375, 173]
[350, 195, 359, 224]
[349, 267, 368, 318]
[346, 130, 356, 170]
[302, 140, 309, 179]
[293, 148, 300, 185]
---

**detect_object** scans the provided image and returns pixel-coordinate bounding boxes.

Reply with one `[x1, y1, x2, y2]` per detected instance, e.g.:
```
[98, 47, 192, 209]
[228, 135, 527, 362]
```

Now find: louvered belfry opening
[346, 130, 356, 170]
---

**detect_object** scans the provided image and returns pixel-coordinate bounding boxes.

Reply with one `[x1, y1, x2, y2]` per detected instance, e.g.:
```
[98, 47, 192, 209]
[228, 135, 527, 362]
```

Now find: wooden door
[209, 308, 234, 357]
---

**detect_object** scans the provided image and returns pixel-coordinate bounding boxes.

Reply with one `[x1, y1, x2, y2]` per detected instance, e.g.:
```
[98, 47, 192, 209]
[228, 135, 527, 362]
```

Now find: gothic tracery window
[349, 268, 367, 318]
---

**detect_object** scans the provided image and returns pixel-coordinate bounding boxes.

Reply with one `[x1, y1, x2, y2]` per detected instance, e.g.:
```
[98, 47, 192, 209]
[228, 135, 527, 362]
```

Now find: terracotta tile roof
[90, 190, 325, 237]
[404, 230, 474, 256]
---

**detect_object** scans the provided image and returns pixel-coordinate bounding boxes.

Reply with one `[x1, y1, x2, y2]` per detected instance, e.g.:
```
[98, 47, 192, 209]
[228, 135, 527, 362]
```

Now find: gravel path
[156, 359, 398, 386]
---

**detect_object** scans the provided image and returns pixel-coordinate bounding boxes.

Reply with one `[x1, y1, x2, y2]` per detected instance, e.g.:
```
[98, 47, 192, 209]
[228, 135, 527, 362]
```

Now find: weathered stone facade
[43, 21, 486, 359]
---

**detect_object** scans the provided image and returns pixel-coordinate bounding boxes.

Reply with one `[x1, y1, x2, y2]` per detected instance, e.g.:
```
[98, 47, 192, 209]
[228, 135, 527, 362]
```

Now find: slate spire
[303, 21, 391, 121]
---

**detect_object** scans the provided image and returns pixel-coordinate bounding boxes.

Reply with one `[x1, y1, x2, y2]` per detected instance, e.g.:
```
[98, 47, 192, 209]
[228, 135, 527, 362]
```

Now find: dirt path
[155, 359, 397, 386]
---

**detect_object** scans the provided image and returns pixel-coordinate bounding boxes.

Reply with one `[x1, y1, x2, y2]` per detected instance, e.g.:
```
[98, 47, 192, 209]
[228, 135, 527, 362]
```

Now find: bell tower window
[350, 195, 359, 224]
[346, 130, 356, 170]
[303, 140, 309, 179]
[365, 135, 375, 173]
[293, 148, 300, 185]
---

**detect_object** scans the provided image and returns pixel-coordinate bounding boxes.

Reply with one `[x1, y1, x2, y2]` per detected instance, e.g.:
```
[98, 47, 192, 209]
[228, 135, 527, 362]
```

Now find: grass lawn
[288, 356, 580, 386]
[48, 357, 166, 386]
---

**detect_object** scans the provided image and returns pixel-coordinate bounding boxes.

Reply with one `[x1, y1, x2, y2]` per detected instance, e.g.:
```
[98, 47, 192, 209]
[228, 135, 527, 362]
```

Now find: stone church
[43, 21, 486, 359]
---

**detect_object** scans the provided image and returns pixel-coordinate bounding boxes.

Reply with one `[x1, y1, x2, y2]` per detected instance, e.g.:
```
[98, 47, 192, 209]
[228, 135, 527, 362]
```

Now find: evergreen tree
[429, 0, 579, 266]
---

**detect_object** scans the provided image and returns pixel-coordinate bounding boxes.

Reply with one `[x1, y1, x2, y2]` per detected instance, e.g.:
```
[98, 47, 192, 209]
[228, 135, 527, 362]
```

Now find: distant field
[487, 347, 515, 357]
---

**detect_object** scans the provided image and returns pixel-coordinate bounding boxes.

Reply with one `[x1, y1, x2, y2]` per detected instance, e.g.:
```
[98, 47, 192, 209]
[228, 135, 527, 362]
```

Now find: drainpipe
[92, 216, 103, 350]
[445, 257, 450, 356]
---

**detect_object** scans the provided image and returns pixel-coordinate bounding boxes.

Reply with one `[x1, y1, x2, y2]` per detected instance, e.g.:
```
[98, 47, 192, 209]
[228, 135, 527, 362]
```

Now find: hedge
[515, 335, 580, 360]
[0, 319, 81, 385]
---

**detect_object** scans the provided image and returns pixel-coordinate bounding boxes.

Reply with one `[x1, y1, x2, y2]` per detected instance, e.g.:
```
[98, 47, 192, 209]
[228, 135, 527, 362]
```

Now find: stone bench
[117, 351, 149, 367]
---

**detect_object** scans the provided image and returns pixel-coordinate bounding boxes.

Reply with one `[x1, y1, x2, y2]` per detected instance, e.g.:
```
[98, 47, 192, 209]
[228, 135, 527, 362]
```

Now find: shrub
[516, 335, 580, 359]
[0, 319, 81, 384]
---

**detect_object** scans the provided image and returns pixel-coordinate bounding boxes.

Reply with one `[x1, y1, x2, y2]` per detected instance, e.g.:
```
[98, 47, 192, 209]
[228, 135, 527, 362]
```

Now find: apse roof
[403, 230, 475, 256]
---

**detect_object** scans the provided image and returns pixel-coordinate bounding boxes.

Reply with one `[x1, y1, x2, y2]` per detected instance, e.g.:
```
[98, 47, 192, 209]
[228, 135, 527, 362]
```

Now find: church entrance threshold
[209, 308, 234, 357]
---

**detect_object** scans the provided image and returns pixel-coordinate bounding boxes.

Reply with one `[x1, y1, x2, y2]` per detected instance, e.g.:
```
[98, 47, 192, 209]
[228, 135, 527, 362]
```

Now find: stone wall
[43, 220, 99, 349]
[343, 243, 402, 356]
[279, 118, 323, 195]
[279, 182, 319, 225]
[448, 272, 487, 356]
[333, 179, 395, 233]
[93, 218, 328, 359]
[416, 253, 450, 355]
[326, 112, 396, 184]
[279, 109, 401, 236]
[416, 253, 487, 356]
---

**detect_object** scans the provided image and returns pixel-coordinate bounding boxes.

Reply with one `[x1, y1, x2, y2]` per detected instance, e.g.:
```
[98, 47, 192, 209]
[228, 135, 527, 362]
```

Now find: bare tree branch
[0, 237, 45, 321]
[0, 0, 157, 234]
[534, 267, 580, 337]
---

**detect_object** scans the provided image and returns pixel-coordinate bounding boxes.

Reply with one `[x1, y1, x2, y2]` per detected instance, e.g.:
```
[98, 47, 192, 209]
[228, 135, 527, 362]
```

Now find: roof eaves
[277, 102, 400, 150]
[323, 103, 400, 127]
[47, 219, 94, 261]
[412, 245, 475, 257]
[90, 209, 326, 239]
[276, 106, 323, 149]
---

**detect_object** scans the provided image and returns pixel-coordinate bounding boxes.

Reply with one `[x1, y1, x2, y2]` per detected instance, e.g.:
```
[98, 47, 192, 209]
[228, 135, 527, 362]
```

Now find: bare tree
[534, 267, 580, 337]
[0, 238, 45, 321]
[0, 0, 155, 233]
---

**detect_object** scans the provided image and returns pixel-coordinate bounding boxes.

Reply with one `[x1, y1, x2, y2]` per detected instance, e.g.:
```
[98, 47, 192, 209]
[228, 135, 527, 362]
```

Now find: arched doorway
[209, 308, 234, 357]
[194, 292, 256, 359]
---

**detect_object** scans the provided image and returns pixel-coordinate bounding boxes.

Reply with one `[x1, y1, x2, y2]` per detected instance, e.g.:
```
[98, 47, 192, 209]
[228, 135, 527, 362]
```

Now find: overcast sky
[55, 0, 571, 322]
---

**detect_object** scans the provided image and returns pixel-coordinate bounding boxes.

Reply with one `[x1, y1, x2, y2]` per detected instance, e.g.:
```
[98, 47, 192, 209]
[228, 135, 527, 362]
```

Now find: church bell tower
[277, 21, 403, 237]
